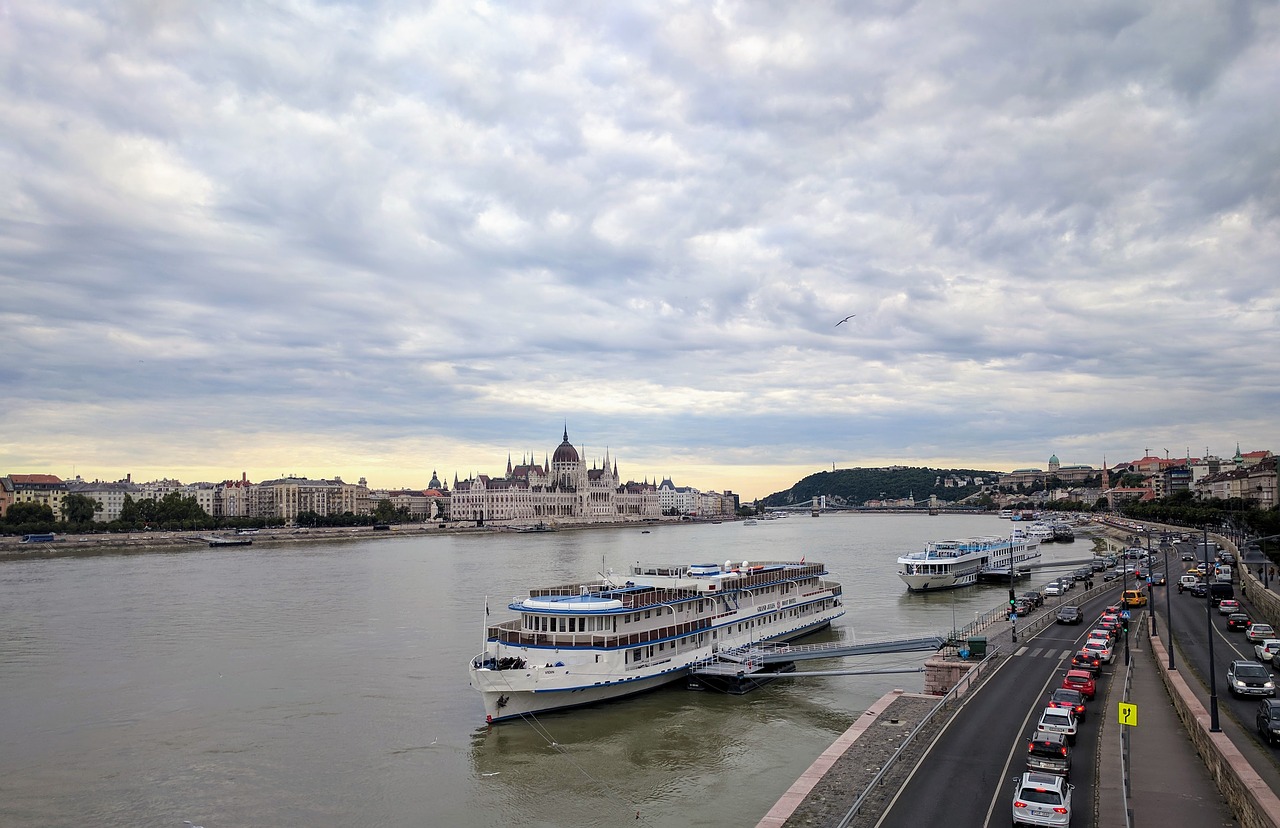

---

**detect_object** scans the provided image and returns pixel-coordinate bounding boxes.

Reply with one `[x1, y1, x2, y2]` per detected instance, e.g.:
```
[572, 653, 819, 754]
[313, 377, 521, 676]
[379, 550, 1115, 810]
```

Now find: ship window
[568, 617, 577, 632]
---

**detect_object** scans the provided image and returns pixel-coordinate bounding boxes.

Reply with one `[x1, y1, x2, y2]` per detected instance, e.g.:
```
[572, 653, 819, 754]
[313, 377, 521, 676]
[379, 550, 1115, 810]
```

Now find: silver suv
[1228, 660, 1276, 698]
[1012, 771, 1073, 827]
[1036, 707, 1078, 745]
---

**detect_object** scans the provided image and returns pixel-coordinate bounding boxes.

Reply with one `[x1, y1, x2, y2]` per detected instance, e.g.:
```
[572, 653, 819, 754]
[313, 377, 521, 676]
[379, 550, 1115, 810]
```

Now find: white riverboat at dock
[469, 559, 844, 723]
[896, 530, 1041, 592]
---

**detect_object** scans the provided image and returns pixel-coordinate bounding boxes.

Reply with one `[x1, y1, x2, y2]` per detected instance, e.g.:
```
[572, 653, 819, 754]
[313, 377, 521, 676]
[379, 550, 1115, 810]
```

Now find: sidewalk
[1096, 621, 1236, 828]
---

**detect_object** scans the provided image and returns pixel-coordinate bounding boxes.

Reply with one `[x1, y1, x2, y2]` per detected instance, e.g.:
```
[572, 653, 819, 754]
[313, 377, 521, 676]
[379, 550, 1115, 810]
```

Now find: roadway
[867, 534, 1279, 828]
[872, 583, 1121, 828]
[1155, 538, 1280, 790]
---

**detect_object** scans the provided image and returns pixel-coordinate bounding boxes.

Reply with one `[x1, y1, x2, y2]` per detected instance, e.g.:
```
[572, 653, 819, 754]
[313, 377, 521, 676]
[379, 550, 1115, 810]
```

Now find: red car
[1063, 669, 1096, 700]
[1048, 687, 1088, 721]
[1071, 650, 1102, 674]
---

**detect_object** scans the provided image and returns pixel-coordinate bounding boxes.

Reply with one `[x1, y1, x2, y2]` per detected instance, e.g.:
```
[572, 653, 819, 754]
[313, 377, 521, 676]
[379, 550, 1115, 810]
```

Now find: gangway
[687, 635, 945, 694]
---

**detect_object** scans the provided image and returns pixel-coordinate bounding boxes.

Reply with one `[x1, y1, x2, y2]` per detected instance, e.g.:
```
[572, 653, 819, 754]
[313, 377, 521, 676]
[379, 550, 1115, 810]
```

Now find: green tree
[373, 499, 398, 523]
[62, 493, 102, 524]
[119, 494, 141, 525]
[5, 502, 55, 524]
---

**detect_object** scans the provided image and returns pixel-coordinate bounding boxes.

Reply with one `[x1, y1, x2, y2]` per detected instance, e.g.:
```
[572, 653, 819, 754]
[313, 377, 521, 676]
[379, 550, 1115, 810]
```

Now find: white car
[1036, 707, 1078, 744]
[1247, 623, 1277, 644]
[1043, 582, 1063, 597]
[1012, 770, 1073, 827]
[1256, 640, 1280, 662]
[1083, 638, 1114, 664]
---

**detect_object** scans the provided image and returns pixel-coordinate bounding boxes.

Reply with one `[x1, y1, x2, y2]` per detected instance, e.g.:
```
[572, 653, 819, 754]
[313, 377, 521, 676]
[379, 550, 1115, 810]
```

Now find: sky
[2, 1, 1278, 502]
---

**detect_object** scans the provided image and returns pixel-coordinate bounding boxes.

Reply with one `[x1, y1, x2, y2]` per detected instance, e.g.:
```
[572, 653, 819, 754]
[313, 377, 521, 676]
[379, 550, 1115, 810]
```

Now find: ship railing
[487, 617, 712, 648]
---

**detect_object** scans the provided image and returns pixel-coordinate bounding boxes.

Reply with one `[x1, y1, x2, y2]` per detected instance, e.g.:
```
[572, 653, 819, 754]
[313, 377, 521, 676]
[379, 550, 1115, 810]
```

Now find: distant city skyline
[4, 4, 1277, 504]
[10, 442, 1268, 504]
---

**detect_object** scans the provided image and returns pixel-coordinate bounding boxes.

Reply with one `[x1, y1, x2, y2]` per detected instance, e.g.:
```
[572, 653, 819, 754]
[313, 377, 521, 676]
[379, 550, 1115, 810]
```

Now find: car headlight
[1266, 681, 1275, 690]
[1234, 679, 1246, 688]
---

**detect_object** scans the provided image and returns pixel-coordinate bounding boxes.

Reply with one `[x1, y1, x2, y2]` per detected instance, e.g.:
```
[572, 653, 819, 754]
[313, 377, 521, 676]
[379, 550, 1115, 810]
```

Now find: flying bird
[835, 314, 856, 326]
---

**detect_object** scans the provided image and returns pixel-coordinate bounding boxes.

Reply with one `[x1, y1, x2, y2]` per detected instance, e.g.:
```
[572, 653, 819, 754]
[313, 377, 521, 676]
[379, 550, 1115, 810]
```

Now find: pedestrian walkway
[1096, 621, 1236, 828]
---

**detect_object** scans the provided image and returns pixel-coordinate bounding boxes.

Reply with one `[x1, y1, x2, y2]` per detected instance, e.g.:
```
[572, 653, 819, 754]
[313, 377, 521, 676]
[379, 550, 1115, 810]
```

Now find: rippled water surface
[0, 514, 1093, 827]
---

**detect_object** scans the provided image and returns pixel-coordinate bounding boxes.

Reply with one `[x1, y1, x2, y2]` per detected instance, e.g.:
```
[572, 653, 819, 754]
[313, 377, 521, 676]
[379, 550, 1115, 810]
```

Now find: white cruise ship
[897, 531, 1041, 592]
[469, 559, 844, 723]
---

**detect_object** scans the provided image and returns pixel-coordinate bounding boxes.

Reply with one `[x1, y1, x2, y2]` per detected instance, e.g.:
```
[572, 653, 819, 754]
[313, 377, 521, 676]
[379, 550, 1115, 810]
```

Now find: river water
[0, 514, 1095, 827]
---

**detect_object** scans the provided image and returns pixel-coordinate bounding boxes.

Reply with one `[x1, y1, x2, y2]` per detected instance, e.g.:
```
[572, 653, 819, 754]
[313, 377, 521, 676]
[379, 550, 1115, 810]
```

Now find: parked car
[1102, 569, 1120, 582]
[1257, 699, 1280, 746]
[1218, 599, 1242, 616]
[1255, 640, 1280, 662]
[1036, 707, 1078, 744]
[1247, 623, 1276, 643]
[1043, 582, 1063, 597]
[1228, 660, 1275, 698]
[1012, 771, 1073, 827]
[1022, 591, 1045, 608]
[1056, 606, 1082, 625]
[1227, 614, 1253, 632]
[1026, 731, 1072, 778]
[1062, 669, 1096, 700]
[1047, 687, 1087, 721]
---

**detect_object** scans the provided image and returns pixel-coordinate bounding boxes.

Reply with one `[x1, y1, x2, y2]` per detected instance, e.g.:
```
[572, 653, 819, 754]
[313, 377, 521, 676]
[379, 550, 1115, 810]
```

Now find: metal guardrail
[835, 645, 1003, 827]
[1119, 613, 1140, 828]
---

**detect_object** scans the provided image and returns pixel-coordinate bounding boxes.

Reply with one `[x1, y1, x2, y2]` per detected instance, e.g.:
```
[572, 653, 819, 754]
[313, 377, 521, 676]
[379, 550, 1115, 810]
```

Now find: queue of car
[1015, 599, 1126, 826]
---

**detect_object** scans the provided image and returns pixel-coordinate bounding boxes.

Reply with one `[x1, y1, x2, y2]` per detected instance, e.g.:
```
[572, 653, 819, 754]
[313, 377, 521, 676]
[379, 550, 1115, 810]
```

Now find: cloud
[2, 0, 1278, 499]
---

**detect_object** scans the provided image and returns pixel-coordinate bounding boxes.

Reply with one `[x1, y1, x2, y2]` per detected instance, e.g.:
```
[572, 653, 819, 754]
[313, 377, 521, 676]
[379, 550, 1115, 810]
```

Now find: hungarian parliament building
[451, 428, 671, 525]
[450, 427, 737, 524]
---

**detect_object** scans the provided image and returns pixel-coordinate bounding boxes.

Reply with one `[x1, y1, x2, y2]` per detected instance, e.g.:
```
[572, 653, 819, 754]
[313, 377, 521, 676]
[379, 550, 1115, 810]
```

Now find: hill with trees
[760, 466, 1002, 508]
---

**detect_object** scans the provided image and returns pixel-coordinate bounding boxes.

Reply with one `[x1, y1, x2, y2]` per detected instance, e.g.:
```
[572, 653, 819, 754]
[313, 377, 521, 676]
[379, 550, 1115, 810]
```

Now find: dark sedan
[1056, 606, 1083, 625]
[1228, 613, 1253, 631]
[1258, 699, 1280, 746]
[1071, 650, 1103, 674]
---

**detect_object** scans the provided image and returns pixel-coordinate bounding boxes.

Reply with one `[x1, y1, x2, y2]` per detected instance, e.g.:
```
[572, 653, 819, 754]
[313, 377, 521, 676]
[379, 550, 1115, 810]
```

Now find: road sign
[1118, 702, 1138, 726]
[1009, 613, 1018, 620]
[1120, 610, 1131, 620]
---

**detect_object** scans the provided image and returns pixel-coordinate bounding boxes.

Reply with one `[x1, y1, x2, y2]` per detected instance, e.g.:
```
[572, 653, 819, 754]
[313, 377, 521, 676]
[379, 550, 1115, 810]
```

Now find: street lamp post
[1147, 532, 1156, 638]
[1165, 534, 1175, 670]
[1204, 526, 1221, 732]
[1122, 541, 1131, 666]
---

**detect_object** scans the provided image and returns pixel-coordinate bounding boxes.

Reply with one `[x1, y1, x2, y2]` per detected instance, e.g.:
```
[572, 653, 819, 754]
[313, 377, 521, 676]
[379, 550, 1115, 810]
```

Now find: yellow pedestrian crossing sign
[1118, 702, 1137, 726]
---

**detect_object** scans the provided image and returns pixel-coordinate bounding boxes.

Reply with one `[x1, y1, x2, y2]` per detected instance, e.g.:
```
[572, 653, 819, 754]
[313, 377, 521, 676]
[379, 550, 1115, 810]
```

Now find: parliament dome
[553, 428, 579, 463]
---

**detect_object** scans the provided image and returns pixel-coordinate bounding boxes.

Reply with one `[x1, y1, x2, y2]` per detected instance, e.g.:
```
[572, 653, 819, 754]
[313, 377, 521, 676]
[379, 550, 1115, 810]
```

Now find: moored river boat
[469, 559, 844, 722]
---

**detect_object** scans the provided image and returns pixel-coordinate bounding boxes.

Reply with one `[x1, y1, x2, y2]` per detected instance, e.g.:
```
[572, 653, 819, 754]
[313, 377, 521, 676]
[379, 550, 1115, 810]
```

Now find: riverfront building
[450, 428, 661, 526]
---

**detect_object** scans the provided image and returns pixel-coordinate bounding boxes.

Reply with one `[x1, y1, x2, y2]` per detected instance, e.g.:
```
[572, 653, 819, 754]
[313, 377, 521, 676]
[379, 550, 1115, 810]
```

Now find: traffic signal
[1009, 588, 1017, 607]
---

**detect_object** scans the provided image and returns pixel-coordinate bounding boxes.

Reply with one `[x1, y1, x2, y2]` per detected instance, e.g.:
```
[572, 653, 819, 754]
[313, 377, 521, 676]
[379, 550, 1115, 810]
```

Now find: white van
[1178, 575, 1200, 593]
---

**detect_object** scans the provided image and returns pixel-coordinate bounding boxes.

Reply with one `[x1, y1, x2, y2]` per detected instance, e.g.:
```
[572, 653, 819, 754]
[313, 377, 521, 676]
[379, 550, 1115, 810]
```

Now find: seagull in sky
[835, 314, 856, 327]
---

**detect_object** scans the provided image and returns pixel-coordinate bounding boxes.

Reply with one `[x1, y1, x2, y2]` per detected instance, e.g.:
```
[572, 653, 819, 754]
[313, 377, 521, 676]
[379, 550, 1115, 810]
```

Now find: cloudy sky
[3, 1, 1277, 501]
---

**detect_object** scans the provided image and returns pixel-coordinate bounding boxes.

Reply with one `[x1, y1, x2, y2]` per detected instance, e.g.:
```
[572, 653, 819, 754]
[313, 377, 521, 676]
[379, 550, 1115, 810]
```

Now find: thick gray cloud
[2, 0, 1277, 498]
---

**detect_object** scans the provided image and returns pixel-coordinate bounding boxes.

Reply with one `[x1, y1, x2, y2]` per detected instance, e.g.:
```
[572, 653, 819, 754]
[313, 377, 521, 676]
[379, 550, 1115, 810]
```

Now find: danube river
[0, 514, 1095, 827]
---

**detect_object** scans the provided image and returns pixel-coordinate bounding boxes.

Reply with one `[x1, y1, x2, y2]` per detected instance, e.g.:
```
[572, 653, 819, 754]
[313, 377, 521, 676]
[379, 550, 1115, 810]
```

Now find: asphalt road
[873, 584, 1124, 828]
[1157, 538, 1280, 787]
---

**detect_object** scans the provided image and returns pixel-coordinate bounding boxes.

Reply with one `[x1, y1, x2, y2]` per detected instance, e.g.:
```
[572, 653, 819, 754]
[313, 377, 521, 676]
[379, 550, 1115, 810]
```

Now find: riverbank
[0, 518, 694, 560]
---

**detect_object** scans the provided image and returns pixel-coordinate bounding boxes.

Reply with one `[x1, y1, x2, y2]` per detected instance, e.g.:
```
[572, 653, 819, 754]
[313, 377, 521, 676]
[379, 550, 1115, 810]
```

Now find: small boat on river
[897, 530, 1040, 592]
[469, 559, 844, 722]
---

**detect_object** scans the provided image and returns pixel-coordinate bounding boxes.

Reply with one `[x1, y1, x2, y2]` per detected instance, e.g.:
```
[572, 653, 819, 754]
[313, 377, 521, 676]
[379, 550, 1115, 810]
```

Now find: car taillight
[1061, 747, 1068, 755]
[1053, 806, 1068, 814]
[1014, 801, 1028, 809]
